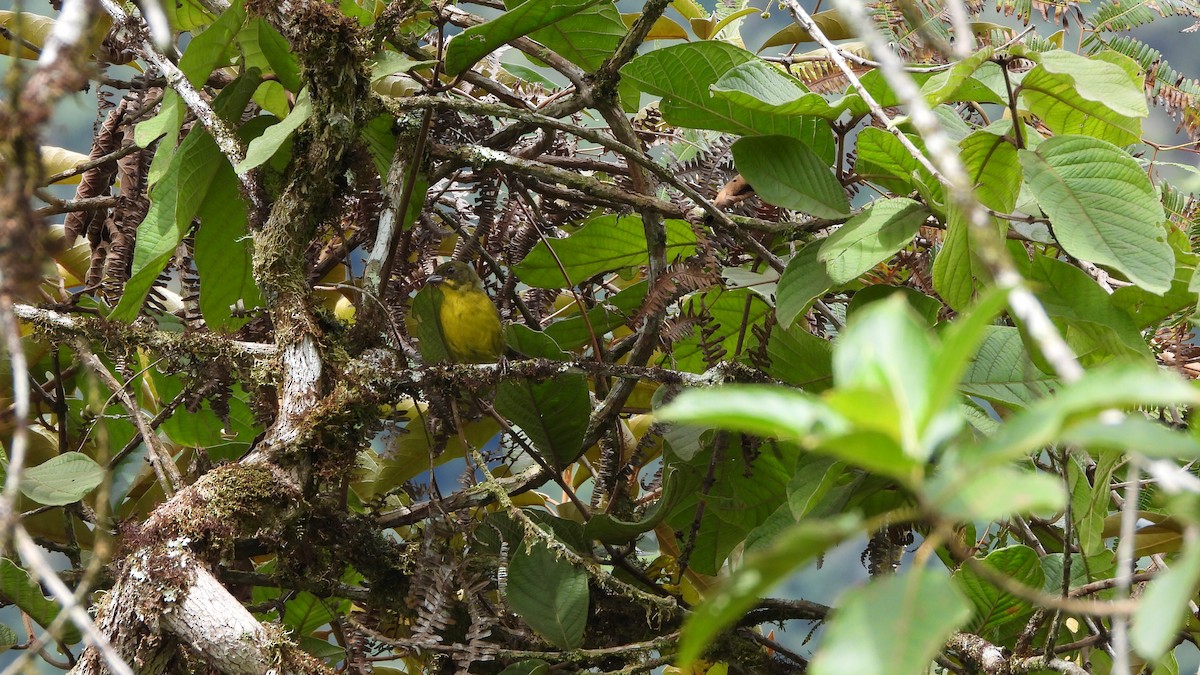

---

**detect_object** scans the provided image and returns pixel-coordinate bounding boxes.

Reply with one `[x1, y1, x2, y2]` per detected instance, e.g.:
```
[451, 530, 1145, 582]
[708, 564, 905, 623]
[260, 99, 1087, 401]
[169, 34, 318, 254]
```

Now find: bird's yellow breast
[437, 285, 504, 363]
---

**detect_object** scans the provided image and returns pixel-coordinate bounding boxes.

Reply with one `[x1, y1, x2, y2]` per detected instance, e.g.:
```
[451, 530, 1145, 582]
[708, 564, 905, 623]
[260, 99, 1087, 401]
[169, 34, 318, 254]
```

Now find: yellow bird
[426, 261, 505, 364]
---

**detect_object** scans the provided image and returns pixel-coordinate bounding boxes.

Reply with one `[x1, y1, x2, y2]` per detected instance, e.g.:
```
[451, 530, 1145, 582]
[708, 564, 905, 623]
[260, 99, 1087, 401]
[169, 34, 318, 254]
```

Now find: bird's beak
[427, 273, 445, 286]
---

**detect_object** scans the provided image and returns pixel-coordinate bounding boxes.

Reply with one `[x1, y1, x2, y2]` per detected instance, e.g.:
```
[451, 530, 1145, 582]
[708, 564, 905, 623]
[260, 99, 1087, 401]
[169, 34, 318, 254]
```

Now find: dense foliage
[3, 0, 1200, 673]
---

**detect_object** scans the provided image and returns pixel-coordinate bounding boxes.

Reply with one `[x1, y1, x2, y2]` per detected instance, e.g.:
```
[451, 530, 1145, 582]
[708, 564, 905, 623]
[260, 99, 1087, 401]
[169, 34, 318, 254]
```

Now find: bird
[425, 261, 505, 364]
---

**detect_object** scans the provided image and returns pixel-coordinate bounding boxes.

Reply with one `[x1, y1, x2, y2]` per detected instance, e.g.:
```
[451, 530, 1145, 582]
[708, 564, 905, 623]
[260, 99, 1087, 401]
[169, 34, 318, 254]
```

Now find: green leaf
[926, 287, 1010, 424]
[238, 18, 300, 91]
[178, 0, 246, 87]
[1132, 541, 1200, 660]
[543, 282, 646, 350]
[283, 591, 336, 635]
[814, 429, 922, 484]
[112, 74, 261, 322]
[818, 198, 926, 283]
[657, 385, 846, 442]
[732, 135, 849, 219]
[21, 452, 104, 506]
[0, 622, 16, 652]
[164, 0, 216, 30]
[930, 466, 1065, 521]
[932, 207, 985, 311]
[408, 284, 452, 365]
[675, 290, 774, 374]
[953, 545, 1043, 633]
[664, 438, 800, 574]
[1024, 253, 1152, 365]
[1111, 254, 1198, 328]
[146, 373, 258, 452]
[959, 128, 1020, 213]
[1070, 452, 1119, 560]
[507, 542, 588, 649]
[710, 59, 849, 120]
[1019, 49, 1146, 147]
[974, 364, 1200, 464]
[508, 0, 625, 72]
[1061, 417, 1200, 459]
[809, 568, 971, 675]
[443, 0, 604, 75]
[775, 241, 833, 329]
[620, 42, 834, 161]
[236, 87, 311, 173]
[495, 372, 591, 466]
[513, 215, 696, 288]
[1020, 135, 1171, 294]
[585, 467, 684, 544]
[765, 321, 834, 392]
[853, 127, 921, 195]
[0, 559, 81, 644]
[195, 151, 261, 331]
[922, 46, 997, 104]
[832, 294, 937, 457]
[676, 514, 860, 667]
[787, 455, 843, 519]
[959, 326, 1055, 407]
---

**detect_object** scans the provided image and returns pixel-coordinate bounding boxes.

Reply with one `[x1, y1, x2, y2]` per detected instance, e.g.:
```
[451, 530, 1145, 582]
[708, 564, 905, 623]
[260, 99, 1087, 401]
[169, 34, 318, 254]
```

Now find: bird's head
[427, 261, 483, 292]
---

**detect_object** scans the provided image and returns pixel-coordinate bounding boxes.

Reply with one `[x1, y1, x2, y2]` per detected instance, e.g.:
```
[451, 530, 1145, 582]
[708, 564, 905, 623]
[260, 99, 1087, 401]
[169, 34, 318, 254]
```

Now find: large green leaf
[922, 46, 998, 105]
[513, 215, 696, 288]
[853, 127, 921, 195]
[932, 206, 991, 313]
[818, 198, 926, 283]
[282, 591, 337, 635]
[809, 568, 971, 675]
[766, 322, 833, 392]
[710, 59, 850, 120]
[1020, 135, 1171, 294]
[663, 437, 801, 575]
[831, 295, 938, 458]
[668, 288, 771, 374]
[675, 515, 860, 667]
[732, 135, 849, 219]
[657, 385, 846, 441]
[495, 357, 591, 466]
[112, 74, 261, 322]
[959, 326, 1055, 407]
[1018, 49, 1146, 147]
[620, 41, 834, 161]
[236, 87, 310, 173]
[1062, 417, 1200, 459]
[443, 0, 604, 75]
[507, 542, 588, 649]
[237, 17, 301, 92]
[179, 0, 246, 87]
[1024, 253, 1153, 365]
[0, 559, 81, 644]
[1132, 541, 1200, 660]
[953, 545, 1042, 633]
[20, 452, 104, 506]
[972, 364, 1200, 465]
[196, 148, 261, 332]
[959, 128, 1020, 213]
[508, 0, 624, 72]
[775, 241, 833, 328]
[543, 281, 647, 350]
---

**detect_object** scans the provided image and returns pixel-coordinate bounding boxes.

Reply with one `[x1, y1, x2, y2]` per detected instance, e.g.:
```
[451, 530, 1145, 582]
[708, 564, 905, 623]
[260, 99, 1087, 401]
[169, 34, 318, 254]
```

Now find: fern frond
[1089, 0, 1200, 31]
[1087, 34, 1200, 139]
[997, 0, 1074, 24]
